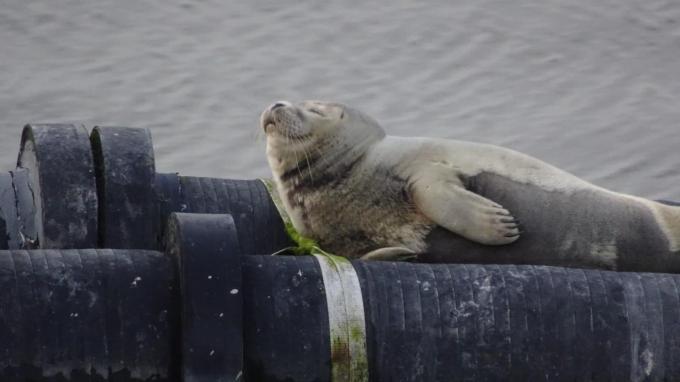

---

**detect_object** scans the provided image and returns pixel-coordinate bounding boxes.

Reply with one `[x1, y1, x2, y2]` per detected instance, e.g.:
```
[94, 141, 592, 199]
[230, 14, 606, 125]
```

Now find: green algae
[260, 178, 325, 256]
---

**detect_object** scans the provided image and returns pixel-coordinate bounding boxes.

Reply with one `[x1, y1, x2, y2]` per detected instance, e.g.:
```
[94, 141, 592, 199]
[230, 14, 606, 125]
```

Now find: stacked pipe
[1, 212, 678, 381]
[0, 124, 291, 253]
[1, 124, 680, 381]
[0, 213, 241, 381]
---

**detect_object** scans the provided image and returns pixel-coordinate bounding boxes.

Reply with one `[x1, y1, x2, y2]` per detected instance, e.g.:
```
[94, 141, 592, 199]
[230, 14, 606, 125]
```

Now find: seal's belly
[421, 172, 680, 272]
[303, 171, 432, 257]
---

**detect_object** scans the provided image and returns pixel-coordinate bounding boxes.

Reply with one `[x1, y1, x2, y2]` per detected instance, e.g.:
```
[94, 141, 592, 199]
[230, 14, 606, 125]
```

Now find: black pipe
[91, 126, 158, 249]
[16, 124, 98, 249]
[89, 127, 291, 253]
[0, 125, 291, 253]
[2, 213, 680, 380]
[10, 169, 38, 249]
[0, 173, 19, 250]
[0, 249, 181, 381]
[166, 213, 244, 381]
[153, 173, 293, 254]
[0, 212, 247, 381]
[243, 255, 680, 381]
[242, 255, 331, 382]
[170, 175, 292, 254]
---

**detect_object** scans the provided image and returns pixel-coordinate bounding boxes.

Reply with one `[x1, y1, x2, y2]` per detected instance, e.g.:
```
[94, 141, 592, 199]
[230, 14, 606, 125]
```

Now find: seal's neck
[270, 133, 380, 190]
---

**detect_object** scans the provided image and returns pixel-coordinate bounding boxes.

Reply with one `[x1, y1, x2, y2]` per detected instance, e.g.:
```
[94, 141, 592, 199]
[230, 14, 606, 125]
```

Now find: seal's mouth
[262, 114, 276, 133]
[261, 101, 292, 135]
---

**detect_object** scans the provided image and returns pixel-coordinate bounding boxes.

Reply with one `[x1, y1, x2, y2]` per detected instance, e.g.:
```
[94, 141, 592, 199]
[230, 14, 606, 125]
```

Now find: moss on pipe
[260, 178, 322, 255]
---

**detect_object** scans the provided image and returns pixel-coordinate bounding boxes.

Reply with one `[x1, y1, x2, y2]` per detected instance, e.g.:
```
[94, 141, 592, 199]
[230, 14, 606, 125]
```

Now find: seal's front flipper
[360, 247, 417, 261]
[412, 179, 520, 245]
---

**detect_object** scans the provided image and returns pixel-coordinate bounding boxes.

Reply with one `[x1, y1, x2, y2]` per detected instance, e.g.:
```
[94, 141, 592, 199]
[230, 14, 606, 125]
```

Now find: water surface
[1, 1, 679, 199]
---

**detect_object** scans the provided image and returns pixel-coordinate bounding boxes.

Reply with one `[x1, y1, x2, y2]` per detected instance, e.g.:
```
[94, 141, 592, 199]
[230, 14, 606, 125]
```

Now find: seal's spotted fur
[262, 100, 680, 272]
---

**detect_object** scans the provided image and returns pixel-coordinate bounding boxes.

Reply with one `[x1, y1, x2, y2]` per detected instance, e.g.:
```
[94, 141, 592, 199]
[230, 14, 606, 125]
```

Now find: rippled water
[1, 1, 679, 199]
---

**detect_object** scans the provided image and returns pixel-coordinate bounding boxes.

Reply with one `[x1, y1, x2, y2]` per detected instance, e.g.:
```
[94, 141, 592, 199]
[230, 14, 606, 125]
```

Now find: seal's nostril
[271, 102, 286, 111]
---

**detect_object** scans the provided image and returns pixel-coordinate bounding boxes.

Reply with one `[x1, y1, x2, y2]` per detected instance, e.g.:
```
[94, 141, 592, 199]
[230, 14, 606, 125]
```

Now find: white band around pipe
[313, 253, 369, 382]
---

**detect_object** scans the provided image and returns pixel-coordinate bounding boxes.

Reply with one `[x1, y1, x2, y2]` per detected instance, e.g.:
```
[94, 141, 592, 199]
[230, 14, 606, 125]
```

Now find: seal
[261, 100, 680, 272]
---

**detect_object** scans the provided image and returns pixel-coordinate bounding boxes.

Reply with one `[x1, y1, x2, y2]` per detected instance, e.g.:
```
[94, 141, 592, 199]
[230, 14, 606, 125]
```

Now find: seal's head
[261, 100, 385, 182]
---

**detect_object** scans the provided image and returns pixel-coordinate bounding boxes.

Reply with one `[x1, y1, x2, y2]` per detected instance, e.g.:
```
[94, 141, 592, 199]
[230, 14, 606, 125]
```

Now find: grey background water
[1, 1, 679, 199]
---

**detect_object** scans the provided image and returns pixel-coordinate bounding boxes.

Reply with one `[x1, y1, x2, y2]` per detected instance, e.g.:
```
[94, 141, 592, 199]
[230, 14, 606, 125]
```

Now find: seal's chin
[262, 115, 276, 134]
[261, 100, 300, 137]
[262, 119, 302, 139]
[260, 107, 277, 134]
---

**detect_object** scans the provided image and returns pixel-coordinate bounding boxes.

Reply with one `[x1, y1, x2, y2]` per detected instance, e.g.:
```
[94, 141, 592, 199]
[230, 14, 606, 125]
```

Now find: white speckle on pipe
[230, 288, 239, 295]
[642, 349, 654, 376]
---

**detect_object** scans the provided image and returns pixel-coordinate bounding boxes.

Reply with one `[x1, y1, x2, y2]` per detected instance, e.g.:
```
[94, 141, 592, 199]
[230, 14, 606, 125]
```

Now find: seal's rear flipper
[360, 247, 417, 261]
[656, 199, 680, 207]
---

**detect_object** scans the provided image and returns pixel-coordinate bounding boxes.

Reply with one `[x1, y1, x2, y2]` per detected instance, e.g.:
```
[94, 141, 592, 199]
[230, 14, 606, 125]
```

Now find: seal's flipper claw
[412, 177, 521, 245]
[360, 247, 417, 262]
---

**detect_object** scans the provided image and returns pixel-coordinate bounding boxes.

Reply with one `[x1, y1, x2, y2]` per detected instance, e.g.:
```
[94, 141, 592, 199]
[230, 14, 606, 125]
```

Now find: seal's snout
[262, 100, 294, 133]
[268, 100, 292, 112]
[261, 112, 275, 133]
[270, 102, 287, 111]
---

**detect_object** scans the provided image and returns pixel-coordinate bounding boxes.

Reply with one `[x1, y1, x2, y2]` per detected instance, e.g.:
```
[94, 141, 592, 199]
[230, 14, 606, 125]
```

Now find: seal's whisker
[286, 130, 303, 179]
[290, 136, 310, 175]
[310, 145, 332, 171]
[254, 128, 265, 142]
[295, 136, 314, 183]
